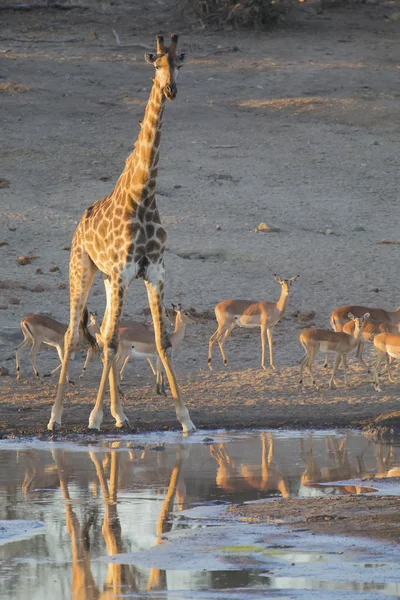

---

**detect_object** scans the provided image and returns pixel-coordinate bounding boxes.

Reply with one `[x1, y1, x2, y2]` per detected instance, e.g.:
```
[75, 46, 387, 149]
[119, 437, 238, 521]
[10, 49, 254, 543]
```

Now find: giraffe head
[145, 34, 187, 100]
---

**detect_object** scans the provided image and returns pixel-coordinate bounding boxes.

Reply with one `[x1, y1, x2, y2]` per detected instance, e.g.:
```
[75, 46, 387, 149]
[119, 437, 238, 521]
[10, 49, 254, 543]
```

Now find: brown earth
[1, 1, 400, 439]
[229, 493, 400, 544]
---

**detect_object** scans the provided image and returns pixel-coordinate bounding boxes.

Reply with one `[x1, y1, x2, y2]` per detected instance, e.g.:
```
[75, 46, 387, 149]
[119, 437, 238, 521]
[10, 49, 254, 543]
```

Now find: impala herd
[13, 273, 400, 395]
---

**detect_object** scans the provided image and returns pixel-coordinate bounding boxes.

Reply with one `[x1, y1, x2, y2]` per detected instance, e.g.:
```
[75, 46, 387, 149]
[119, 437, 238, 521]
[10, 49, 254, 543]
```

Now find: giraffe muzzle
[164, 83, 177, 100]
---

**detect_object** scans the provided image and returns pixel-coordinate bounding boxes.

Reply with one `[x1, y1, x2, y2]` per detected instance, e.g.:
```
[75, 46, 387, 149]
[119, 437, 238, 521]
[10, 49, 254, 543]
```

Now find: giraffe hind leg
[48, 249, 97, 432]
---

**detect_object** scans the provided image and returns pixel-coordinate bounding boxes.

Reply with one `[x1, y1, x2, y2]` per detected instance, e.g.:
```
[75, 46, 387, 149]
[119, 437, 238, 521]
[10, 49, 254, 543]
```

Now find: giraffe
[47, 34, 196, 433]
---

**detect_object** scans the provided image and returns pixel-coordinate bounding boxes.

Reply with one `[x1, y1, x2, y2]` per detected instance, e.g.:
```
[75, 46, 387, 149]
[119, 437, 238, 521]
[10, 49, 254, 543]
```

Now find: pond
[0, 429, 399, 599]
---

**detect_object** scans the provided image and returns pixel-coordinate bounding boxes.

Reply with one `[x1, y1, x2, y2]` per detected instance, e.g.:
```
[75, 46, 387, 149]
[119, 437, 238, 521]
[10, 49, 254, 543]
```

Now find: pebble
[0, 366, 9, 376]
[255, 222, 281, 233]
[49, 266, 60, 272]
[9, 297, 20, 305]
[18, 255, 35, 266]
[216, 224, 222, 230]
[32, 284, 45, 293]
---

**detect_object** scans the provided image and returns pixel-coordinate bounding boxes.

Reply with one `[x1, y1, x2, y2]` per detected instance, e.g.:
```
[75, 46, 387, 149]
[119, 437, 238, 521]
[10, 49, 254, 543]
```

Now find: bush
[179, 0, 286, 28]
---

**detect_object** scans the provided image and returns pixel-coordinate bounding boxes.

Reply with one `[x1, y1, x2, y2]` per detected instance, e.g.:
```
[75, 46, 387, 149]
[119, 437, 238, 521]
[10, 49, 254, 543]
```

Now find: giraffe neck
[115, 79, 166, 205]
[276, 288, 289, 315]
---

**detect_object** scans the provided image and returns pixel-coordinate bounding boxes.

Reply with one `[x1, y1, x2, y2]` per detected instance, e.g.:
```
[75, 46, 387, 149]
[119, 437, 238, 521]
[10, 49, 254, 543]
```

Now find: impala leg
[356, 341, 370, 373]
[147, 357, 157, 376]
[90, 276, 128, 430]
[15, 337, 31, 381]
[299, 351, 308, 384]
[218, 324, 234, 368]
[329, 353, 341, 389]
[118, 354, 130, 381]
[145, 269, 195, 433]
[155, 357, 167, 397]
[208, 326, 223, 369]
[306, 350, 319, 390]
[386, 353, 394, 382]
[80, 347, 93, 379]
[48, 250, 97, 432]
[266, 327, 275, 371]
[29, 340, 43, 382]
[342, 354, 348, 386]
[323, 352, 329, 368]
[373, 351, 383, 391]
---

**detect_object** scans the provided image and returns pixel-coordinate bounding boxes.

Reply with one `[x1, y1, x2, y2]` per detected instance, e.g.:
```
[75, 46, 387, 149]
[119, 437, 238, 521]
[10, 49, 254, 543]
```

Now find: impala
[16, 310, 99, 382]
[330, 304, 400, 332]
[299, 312, 369, 390]
[372, 332, 400, 391]
[117, 304, 196, 395]
[208, 274, 298, 371]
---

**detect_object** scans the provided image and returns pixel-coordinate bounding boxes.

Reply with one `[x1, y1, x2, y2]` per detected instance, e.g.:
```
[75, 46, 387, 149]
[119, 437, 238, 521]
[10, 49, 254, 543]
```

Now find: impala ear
[171, 303, 176, 310]
[145, 53, 156, 65]
[347, 312, 355, 320]
[364, 312, 370, 319]
[273, 274, 282, 283]
[290, 275, 299, 281]
[178, 303, 182, 311]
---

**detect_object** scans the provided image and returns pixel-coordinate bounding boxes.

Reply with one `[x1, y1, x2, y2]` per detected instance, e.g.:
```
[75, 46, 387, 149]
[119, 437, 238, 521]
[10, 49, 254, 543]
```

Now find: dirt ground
[1, 0, 400, 438]
[230, 493, 400, 544]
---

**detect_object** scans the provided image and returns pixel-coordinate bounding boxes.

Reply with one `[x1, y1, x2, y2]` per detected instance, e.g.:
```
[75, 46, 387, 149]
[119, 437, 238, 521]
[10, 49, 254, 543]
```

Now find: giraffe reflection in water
[210, 432, 290, 499]
[52, 444, 187, 599]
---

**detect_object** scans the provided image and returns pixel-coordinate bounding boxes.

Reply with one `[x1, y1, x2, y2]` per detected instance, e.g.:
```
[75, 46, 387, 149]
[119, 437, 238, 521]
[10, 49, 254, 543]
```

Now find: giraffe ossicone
[47, 33, 195, 434]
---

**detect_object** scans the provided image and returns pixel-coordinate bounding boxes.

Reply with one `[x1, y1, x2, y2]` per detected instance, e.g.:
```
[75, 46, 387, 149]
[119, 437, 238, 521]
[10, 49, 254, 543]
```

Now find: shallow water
[0, 429, 400, 599]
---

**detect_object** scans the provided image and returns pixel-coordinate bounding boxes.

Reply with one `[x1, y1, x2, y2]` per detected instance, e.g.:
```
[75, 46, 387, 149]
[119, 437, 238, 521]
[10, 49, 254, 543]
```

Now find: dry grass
[0, 82, 31, 94]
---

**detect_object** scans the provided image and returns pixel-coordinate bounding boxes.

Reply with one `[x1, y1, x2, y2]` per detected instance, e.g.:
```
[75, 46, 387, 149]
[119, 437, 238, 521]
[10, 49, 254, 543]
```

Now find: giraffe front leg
[89, 276, 128, 430]
[145, 269, 195, 433]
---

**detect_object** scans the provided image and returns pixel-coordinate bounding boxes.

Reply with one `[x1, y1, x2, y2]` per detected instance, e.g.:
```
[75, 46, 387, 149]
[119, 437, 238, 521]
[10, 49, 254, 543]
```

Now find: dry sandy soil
[230, 493, 400, 543]
[0, 0, 400, 438]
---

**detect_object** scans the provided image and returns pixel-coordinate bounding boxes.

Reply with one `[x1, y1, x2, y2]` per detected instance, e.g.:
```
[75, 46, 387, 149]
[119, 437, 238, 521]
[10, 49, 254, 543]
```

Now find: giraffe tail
[80, 307, 98, 351]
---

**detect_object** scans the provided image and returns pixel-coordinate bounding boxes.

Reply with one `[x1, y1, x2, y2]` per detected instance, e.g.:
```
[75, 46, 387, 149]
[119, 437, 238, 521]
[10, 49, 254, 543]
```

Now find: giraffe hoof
[116, 419, 130, 430]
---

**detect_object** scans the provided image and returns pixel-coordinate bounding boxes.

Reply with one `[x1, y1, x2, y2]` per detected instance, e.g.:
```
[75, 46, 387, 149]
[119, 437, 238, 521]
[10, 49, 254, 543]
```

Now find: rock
[0, 241, 9, 247]
[0, 305, 8, 310]
[325, 228, 334, 235]
[35, 268, 43, 274]
[62, 245, 71, 251]
[174, 184, 182, 189]
[216, 224, 222, 231]
[352, 226, 365, 232]
[0, 178, 10, 189]
[255, 222, 281, 233]
[32, 284, 44, 293]
[58, 283, 67, 290]
[8, 225, 16, 232]
[9, 297, 20, 305]
[18, 255, 36, 266]
[292, 310, 316, 321]
[49, 266, 60, 272]
[389, 12, 400, 21]
[99, 176, 110, 182]
[0, 366, 9, 376]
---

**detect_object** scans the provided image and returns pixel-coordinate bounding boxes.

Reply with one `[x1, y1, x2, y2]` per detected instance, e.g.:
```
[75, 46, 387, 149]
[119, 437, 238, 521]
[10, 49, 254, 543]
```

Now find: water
[0, 429, 399, 599]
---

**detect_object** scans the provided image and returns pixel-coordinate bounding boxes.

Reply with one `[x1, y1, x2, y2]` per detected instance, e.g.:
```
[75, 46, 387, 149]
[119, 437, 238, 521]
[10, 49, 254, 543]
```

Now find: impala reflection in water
[0, 429, 400, 599]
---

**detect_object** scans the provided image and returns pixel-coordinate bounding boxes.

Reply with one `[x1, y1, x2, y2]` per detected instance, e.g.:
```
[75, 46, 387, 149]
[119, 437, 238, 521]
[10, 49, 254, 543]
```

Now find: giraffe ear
[145, 53, 156, 65]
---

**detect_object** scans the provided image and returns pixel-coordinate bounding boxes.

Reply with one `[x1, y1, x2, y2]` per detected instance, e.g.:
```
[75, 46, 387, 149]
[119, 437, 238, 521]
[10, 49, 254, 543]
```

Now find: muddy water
[0, 429, 400, 599]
